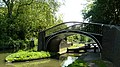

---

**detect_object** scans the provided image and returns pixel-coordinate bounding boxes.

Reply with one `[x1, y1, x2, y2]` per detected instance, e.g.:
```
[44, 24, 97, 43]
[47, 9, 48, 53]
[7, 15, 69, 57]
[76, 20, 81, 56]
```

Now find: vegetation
[67, 34, 93, 43]
[67, 60, 88, 67]
[68, 43, 84, 49]
[66, 59, 107, 67]
[82, 0, 120, 25]
[0, 0, 63, 50]
[5, 51, 52, 62]
[92, 60, 107, 67]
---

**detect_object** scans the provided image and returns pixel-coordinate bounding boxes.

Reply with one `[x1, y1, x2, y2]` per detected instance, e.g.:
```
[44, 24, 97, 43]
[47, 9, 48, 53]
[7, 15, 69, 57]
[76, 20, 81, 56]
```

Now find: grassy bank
[5, 51, 57, 63]
[66, 59, 107, 67]
[67, 60, 88, 67]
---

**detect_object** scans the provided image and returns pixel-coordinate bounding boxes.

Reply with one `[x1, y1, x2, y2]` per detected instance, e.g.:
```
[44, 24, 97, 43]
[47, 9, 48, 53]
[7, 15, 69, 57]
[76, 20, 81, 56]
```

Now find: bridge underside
[46, 30, 102, 52]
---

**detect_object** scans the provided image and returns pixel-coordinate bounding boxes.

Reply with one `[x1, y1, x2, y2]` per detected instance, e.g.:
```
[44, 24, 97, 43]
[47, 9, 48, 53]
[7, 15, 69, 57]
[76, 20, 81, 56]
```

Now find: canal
[0, 52, 80, 67]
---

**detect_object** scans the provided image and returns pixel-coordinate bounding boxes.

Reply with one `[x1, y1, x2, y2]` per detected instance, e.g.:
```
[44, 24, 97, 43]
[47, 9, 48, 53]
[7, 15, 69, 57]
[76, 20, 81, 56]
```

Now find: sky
[58, 0, 88, 22]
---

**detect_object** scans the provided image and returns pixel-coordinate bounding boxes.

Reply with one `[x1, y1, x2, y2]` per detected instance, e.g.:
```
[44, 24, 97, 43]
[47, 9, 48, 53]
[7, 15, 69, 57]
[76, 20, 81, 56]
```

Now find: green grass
[5, 51, 51, 62]
[68, 43, 84, 49]
[67, 60, 88, 67]
[66, 59, 107, 67]
[73, 43, 84, 47]
[92, 60, 107, 67]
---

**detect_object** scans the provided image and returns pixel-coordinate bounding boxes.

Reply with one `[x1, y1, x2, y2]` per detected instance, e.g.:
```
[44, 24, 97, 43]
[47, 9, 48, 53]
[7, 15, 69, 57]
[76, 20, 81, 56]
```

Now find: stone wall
[102, 25, 120, 67]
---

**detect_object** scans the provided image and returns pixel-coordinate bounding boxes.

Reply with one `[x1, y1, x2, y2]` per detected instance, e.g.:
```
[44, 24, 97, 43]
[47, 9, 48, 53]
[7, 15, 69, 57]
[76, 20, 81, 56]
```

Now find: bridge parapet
[43, 22, 104, 37]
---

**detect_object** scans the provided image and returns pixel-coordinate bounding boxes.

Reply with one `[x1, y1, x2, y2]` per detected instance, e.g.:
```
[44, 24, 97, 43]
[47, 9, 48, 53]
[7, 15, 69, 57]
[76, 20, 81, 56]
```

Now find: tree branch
[3, 0, 8, 6]
[14, 0, 34, 19]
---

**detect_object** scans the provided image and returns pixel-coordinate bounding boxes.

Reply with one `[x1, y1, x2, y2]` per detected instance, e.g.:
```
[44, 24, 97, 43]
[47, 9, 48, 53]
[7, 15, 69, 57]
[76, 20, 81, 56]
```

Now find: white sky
[58, 0, 87, 22]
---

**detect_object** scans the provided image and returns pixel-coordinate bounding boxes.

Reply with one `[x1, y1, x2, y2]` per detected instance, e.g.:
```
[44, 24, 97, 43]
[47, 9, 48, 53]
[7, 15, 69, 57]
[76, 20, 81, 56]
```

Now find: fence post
[38, 31, 45, 51]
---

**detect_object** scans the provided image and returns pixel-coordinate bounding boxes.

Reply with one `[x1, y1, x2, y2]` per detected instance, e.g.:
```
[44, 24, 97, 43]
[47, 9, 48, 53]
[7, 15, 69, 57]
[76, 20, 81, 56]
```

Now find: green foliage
[73, 44, 84, 47]
[67, 34, 93, 43]
[92, 60, 107, 67]
[0, 37, 30, 50]
[0, 0, 63, 49]
[5, 51, 51, 62]
[82, 0, 120, 25]
[67, 60, 88, 67]
[67, 35, 74, 42]
[67, 59, 107, 67]
[68, 44, 84, 49]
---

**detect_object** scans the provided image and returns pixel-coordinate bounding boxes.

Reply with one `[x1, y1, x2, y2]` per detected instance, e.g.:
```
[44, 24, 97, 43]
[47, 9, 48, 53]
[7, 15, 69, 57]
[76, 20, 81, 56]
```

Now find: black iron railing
[41, 22, 104, 37]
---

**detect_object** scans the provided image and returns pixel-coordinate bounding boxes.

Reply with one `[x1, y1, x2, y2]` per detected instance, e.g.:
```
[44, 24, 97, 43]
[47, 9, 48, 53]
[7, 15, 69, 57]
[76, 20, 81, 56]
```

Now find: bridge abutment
[38, 31, 46, 51]
[102, 25, 120, 67]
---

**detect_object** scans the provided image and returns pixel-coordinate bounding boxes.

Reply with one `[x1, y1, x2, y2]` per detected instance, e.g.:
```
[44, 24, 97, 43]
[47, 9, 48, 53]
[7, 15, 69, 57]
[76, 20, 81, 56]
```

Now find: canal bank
[0, 49, 113, 67]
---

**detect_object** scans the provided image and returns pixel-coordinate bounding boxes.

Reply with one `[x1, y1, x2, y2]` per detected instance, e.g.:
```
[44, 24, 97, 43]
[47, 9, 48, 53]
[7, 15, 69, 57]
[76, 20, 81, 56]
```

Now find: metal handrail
[43, 22, 105, 36]
[41, 22, 105, 32]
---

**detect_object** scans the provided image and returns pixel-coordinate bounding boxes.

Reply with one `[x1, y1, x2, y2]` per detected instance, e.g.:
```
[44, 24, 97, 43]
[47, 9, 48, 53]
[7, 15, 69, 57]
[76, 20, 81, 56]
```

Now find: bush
[0, 37, 30, 50]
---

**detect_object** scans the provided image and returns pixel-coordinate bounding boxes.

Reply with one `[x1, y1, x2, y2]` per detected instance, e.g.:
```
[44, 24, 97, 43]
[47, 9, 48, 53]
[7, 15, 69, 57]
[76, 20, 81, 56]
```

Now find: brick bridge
[38, 22, 120, 67]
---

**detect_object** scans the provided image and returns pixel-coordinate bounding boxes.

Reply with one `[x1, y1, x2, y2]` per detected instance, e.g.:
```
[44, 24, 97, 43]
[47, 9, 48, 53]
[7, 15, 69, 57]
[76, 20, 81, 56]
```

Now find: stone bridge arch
[46, 30, 102, 52]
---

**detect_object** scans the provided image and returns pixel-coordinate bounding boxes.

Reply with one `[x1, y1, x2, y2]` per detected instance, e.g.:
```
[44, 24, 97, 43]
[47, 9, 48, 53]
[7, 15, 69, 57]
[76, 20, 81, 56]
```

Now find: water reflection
[6, 59, 62, 67]
[62, 56, 78, 67]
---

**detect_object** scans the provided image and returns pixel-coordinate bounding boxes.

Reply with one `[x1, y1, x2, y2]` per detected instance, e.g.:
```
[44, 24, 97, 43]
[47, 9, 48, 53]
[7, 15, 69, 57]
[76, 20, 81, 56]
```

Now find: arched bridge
[38, 22, 103, 52]
[37, 22, 120, 67]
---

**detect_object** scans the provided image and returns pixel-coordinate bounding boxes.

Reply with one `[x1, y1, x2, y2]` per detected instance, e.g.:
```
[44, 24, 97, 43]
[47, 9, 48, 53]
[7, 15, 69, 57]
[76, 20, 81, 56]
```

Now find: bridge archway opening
[46, 30, 102, 53]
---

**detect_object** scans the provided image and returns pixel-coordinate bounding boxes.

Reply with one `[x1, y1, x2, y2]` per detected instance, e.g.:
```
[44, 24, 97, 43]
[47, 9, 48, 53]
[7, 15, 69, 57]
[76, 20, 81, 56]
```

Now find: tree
[82, 0, 120, 25]
[0, 0, 63, 49]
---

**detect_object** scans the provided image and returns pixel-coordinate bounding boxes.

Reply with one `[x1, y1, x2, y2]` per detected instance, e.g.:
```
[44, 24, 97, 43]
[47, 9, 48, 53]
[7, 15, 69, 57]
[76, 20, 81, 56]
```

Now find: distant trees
[0, 0, 63, 49]
[67, 34, 93, 43]
[82, 0, 120, 25]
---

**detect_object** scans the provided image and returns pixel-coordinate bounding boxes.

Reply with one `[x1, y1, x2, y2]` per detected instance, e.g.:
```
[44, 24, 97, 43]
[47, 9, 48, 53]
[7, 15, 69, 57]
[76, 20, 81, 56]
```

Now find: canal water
[0, 52, 80, 67]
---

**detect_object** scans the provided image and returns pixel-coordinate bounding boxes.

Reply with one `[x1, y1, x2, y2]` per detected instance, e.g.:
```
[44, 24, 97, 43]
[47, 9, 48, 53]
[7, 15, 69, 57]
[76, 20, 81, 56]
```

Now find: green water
[0, 52, 79, 67]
